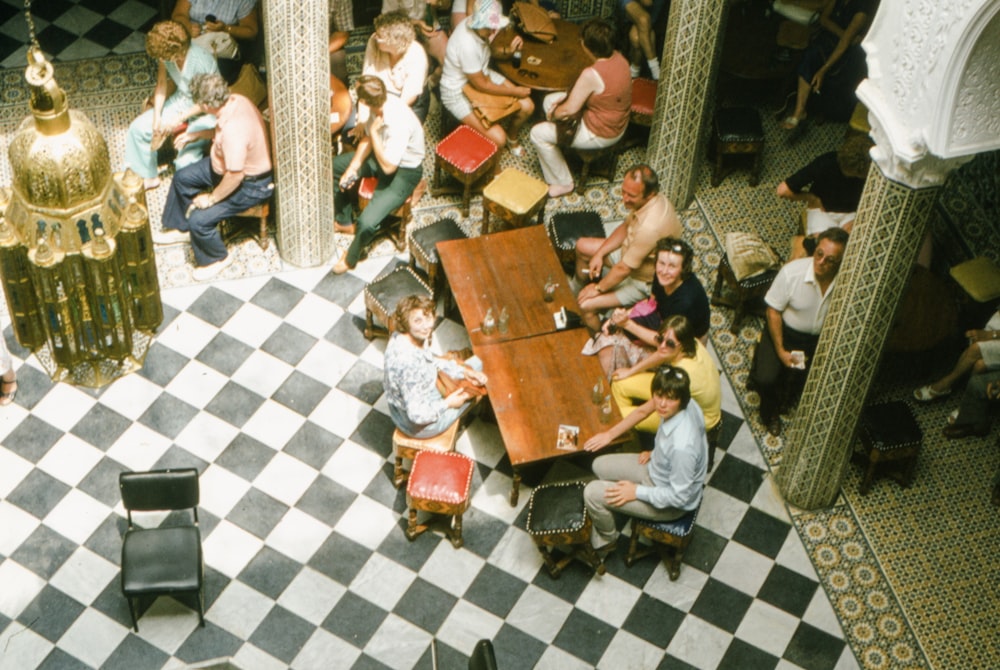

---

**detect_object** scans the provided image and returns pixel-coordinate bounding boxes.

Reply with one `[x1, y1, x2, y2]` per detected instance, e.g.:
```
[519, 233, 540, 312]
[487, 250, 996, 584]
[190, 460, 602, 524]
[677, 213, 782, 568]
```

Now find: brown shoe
[942, 424, 989, 440]
[765, 416, 782, 436]
[334, 222, 356, 235]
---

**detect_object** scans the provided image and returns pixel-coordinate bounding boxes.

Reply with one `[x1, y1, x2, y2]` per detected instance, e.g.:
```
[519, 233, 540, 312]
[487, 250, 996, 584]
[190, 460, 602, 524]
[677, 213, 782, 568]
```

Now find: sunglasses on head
[517, 69, 539, 79]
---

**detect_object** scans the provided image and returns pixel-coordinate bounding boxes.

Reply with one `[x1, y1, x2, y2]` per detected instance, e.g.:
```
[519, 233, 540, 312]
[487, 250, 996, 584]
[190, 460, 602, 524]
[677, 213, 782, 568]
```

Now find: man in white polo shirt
[749, 226, 848, 435]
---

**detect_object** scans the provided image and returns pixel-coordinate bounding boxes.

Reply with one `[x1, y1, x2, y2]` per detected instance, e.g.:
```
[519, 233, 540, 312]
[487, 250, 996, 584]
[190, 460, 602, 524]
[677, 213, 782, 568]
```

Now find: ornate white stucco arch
[857, 0, 1000, 186]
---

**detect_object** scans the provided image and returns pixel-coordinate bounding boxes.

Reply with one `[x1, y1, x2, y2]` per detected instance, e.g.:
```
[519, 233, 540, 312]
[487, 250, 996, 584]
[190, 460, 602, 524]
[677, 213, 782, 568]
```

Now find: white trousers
[529, 92, 623, 187]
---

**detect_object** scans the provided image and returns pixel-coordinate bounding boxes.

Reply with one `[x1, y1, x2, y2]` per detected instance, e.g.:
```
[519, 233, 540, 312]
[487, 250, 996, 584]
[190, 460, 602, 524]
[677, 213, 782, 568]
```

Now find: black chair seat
[547, 210, 605, 253]
[526, 482, 588, 535]
[365, 266, 432, 314]
[122, 526, 202, 593]
[860, 401, 922, 452]
[715, 107, 764, 142]
[410, 217, 467, 265]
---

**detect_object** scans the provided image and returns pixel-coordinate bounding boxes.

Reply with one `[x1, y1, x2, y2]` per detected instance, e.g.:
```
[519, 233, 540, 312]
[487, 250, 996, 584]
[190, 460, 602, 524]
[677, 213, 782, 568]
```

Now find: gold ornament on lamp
[0, 7, 163, 387]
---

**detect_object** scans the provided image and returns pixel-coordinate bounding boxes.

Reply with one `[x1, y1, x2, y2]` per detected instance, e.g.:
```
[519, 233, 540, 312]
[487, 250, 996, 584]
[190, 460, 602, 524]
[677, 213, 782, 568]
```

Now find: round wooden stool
[405, 450, 475, 549]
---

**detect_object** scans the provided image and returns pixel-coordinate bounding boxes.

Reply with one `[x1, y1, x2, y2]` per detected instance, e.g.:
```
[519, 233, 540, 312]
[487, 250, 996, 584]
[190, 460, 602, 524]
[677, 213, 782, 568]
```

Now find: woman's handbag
[462, 84, 521, 128]
[554, 113, 580, 147]
[436, 369, 488, 398]
[511, 2, 557, 43]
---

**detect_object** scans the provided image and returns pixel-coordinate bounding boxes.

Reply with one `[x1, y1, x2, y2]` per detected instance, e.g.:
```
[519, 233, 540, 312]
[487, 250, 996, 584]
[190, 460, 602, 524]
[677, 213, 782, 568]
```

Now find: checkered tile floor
[0, 253, 859, 669]
[0, 0, 159, 69]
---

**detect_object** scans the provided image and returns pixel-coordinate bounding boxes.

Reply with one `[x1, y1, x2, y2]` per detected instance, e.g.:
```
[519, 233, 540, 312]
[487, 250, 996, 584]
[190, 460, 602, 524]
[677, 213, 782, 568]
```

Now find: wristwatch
[594, 284, 604, 294]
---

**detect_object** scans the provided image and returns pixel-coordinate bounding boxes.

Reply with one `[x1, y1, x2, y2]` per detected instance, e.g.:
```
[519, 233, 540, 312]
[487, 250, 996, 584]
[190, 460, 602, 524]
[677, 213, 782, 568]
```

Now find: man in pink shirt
[158, 72, 273, 281]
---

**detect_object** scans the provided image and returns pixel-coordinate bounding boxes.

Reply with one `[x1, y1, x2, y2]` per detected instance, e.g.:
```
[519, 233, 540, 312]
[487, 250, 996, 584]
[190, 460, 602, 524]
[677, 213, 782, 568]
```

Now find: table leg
[509, 468, 521, 506]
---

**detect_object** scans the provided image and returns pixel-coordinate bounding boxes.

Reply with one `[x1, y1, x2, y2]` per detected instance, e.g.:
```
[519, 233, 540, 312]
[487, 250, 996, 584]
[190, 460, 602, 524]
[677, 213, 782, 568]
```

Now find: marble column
[262, 0, 336, 267]
[646, 0, 727, 209]
[775, 142, 967, 509]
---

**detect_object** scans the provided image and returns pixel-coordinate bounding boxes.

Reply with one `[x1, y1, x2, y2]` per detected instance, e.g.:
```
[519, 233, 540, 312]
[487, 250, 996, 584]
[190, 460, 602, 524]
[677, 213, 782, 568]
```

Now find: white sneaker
[648, 59, 660, 80]
[153, 229, 190, 245]
[629, 63, 641, 79]
[191, 255, 234, 281]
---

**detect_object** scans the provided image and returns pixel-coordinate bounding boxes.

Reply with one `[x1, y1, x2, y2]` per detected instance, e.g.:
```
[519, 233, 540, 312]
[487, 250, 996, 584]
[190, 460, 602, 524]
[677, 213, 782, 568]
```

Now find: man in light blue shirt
[583, 365, 707, 550]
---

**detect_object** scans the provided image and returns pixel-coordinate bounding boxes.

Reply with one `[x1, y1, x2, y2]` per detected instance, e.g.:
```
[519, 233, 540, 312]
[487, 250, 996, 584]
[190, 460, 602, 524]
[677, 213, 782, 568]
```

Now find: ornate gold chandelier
[0, 10, 163, 387]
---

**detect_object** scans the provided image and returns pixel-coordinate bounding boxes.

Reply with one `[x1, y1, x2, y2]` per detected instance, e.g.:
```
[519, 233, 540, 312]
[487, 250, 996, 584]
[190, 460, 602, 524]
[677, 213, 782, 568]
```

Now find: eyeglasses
[654, 334, 677, 348]
[517, 69, 539, 80]
[814, 250, 842, 265]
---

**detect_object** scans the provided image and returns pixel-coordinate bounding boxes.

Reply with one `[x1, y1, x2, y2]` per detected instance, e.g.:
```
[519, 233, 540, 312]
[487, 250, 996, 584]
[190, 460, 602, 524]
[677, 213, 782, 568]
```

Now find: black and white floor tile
[0, 255, 859, 669]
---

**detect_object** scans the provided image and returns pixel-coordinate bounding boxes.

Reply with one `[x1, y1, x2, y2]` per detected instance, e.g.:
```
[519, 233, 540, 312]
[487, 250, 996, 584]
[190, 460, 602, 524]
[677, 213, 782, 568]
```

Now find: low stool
[949, 256, 1000, 327]
[525, 482, 606, 578]
[711, 252, 779, 332]
[405, 450, 475, 548]
[855, 400, 922, 495]
[625, 505, 700, 580]
[408, 217, 468, 314]
[482, 168, 548, 235]
[711, 107, 764, 187]
[433, 126, 499, 218]
[363, 265, 433, 340]
[565, 144, 620, 193]
[621, 77, 656, 150]
[546, 210, 605, 273]
[392, 422, 460, 488]
[221, 196, 272, 251]
[357, 176, 418, 252]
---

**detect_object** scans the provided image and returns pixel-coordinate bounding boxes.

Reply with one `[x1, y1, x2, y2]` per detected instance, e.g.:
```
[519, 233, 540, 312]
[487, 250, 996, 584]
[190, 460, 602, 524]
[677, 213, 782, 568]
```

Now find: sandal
[0, 378, 16, 406]
[913, 384, 951, 402]
[507, 140, 524, 158]
[780, 115, 801, 130]
[947, 409, 959, 426]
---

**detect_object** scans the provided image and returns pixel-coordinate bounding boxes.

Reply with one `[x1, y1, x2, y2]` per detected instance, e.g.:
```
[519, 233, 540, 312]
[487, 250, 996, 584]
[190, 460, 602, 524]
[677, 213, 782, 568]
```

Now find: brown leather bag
[436, 369, 488, 398]
[462, 83, 521, 128]
[554, 113, 581, 147]
[511, 1, 557, 43]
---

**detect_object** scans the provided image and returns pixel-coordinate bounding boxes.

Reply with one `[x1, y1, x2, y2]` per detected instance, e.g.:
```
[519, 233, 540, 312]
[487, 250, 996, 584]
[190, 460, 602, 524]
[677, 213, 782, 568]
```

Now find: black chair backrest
[468, 639, 498, 670]
[120, 468, 200, 515]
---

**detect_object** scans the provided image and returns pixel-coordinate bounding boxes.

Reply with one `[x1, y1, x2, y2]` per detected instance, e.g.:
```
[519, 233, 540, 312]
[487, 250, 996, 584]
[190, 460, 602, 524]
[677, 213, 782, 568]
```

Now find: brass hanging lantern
[0, 14, 163, 387]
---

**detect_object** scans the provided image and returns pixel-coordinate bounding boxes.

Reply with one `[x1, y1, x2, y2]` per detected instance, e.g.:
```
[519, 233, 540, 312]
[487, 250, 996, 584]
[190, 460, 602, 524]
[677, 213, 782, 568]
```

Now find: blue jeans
[162, 157, 273, 266]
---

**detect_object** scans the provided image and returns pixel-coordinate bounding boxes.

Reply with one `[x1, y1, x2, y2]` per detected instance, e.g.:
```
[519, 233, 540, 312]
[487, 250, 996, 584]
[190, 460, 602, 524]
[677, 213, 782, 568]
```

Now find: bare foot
[144, 177, 161, 191]
[548, 183, 575, 198]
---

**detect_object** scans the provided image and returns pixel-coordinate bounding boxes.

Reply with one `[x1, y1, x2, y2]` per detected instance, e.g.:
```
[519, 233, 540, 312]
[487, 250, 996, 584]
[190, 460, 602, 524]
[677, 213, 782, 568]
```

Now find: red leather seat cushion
[358, 177, 377, 200]
[436, 126, 498, 173]
[631, 78, 657, 116]
[407, 451, 474, 504]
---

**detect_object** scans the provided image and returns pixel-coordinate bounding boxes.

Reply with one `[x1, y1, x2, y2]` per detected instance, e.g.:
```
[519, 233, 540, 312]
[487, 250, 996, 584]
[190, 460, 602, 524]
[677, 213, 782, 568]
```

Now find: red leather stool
[622, 78, 656, 150]
[432, 126, 499, 218]
[357, 176, 417, 251]
[405, 450, 475, 548]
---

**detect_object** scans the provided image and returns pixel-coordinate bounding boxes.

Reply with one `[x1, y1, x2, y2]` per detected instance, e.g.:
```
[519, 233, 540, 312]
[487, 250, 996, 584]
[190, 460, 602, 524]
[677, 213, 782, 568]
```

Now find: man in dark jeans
[157, 73, 272, 282]
[332, 75, 425, 274]
[749, 227, 848, 436]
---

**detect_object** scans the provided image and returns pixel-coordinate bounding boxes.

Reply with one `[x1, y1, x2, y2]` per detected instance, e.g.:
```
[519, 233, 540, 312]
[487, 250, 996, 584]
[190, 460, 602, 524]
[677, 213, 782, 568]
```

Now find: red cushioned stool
[621, 78, 656, 150]
[358, 176, 417, 251]
[432, 126, 499, 218]
[405, 450, 475, 548]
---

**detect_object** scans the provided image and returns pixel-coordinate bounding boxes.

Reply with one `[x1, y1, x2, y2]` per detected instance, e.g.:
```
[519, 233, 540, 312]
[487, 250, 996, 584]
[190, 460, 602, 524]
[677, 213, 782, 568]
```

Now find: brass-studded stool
[711, 252, 779, 333]
[482, 168, 549, 235]
[621, 77, 655, 150]
[711, 107, 764, 187]
[855, 400, 922, 495]
[625, 505, 699, 580]
[362, 265, 433, 340]
[221, 196, 272, 250]
[408, 217, 468, 314]
[357, 176, 416, 251]
[405, 450, 475, 548]
[546, 210, 605, 272]
[525, 482, 606, 578]
[392, 421, 460, 488]
[566, 144, 621, 194]
[432, 125, 499, 217]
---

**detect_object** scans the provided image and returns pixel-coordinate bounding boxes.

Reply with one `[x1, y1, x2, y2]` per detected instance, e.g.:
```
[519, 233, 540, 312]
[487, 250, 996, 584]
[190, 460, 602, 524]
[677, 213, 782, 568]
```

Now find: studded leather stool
[408, 217, 468, 314]
[621, 77, 656, 150]
[363, 265, 433, 340]
[357, 176, 416, 252]
[525, 482, 606, 578]
[711, 252, 779, 333]
[565, 144, 620, 194]
[221, 199, 271, 250]
[482, 168, 549, 235]
[432, 126, 499, 218]
[855, 400, 922, 495]
[711, 107, 765, 187]
[546, 210, 605, 272]
[625, 505, 699, 580]
[405, 450, 475, 548]
[392, 421, 460, 488]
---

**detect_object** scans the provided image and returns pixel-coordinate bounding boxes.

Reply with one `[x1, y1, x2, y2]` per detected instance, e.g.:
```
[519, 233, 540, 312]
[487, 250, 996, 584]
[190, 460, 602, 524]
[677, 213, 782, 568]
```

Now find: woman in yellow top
[610, 314, 721, 439]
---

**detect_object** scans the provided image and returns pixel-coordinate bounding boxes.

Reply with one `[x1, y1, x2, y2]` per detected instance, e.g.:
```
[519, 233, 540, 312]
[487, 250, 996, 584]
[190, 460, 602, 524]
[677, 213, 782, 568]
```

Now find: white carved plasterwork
[950, 13, 1000, 148]
[867, 107, 972, 187]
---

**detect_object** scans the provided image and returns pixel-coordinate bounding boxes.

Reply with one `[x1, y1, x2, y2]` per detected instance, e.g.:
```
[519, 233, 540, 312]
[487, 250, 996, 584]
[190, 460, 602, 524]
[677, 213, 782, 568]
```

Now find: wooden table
[437, 226, 577, 347]
[493, 20, 592, 91]
[477, 328, 622, 505]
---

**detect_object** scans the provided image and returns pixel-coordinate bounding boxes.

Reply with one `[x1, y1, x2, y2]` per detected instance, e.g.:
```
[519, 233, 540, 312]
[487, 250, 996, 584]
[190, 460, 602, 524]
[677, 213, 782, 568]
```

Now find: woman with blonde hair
[363, 11, 431, 121]
[125, 20, 219, 190]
